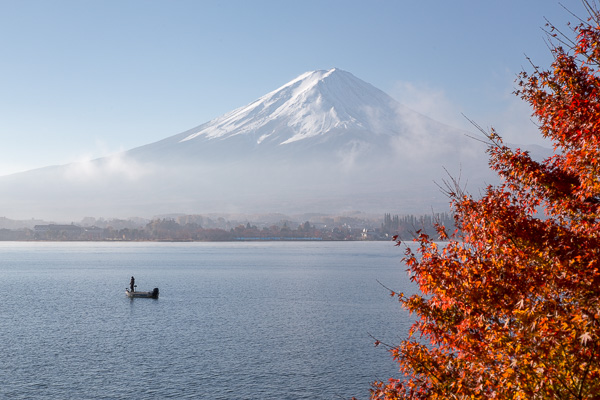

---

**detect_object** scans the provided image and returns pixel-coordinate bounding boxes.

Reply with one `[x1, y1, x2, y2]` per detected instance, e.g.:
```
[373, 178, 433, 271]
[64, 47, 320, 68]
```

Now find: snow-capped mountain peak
[0, 68, 500, 220]
[178, 68, 402, 146]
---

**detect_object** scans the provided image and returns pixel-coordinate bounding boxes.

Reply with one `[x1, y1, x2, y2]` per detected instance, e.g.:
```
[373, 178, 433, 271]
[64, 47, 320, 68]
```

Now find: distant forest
[0, 212, 456, 242]
[380, 212, 456, 239]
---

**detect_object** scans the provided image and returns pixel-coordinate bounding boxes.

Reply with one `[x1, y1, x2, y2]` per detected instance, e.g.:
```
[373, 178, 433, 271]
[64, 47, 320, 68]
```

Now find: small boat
[126, 287, 159, 299]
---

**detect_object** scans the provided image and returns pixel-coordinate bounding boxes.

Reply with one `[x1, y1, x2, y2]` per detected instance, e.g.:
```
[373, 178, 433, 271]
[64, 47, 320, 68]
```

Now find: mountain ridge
[177, 68, 401, 144]
[0, 68, 499, 220]
[126, 68, 475, 166]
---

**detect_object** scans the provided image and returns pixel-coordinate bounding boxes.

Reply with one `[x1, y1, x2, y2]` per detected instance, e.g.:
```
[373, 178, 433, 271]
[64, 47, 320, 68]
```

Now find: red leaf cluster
[373, 3, 600, 399]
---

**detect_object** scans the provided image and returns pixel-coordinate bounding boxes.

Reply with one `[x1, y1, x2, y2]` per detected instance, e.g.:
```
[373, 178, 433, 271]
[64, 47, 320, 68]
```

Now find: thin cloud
[63, 152, 151, 182]
[390, 81, 467, 130]
[390, 79, 550, 147]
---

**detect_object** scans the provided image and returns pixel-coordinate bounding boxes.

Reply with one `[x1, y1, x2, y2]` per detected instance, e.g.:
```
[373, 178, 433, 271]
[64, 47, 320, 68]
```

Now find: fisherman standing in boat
[130, 276, 135, 292]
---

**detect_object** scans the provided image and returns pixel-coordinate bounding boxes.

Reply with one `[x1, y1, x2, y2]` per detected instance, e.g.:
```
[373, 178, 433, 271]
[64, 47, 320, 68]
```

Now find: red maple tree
[372, 2, 600, 399]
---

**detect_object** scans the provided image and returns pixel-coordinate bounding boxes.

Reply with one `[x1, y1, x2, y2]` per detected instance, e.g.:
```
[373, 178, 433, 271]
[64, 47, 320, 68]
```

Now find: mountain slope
[0, 68, 496, 220]
[178, 68, 402, 144]
[128, 68, 462, 163]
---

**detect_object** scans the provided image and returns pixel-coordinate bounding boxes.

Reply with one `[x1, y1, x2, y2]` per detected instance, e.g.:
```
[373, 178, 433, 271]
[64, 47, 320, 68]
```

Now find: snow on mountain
[128, 68, 482, 168]
[177, 68, 401, 145]
[0, 68, 498, 220]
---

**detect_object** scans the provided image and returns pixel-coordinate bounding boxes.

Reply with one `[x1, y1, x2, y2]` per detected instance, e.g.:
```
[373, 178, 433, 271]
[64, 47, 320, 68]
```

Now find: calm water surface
[0, 241, 415, 399]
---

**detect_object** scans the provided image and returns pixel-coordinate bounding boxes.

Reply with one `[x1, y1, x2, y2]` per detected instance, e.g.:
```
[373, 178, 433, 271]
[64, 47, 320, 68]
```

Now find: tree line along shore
[0, 212, 455, 241]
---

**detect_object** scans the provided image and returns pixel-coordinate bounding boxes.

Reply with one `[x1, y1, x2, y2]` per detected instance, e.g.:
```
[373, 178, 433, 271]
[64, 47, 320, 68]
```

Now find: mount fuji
[0, 68, 497, 220]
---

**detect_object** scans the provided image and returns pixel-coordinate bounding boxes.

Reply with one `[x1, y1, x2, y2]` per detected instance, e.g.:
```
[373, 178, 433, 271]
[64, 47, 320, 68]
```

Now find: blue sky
[0, 0, 589, 176]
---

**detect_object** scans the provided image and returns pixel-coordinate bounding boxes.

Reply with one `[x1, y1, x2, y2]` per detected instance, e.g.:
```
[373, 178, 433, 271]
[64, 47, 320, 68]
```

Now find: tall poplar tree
[372, 2, 600, 398]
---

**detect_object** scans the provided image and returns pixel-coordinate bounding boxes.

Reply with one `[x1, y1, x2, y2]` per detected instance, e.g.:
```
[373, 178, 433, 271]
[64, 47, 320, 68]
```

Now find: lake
[0, 241, 416, 399]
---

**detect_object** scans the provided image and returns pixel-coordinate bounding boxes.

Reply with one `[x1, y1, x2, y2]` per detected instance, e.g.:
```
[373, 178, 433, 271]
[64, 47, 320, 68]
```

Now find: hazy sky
[0, 0, 589, 176]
